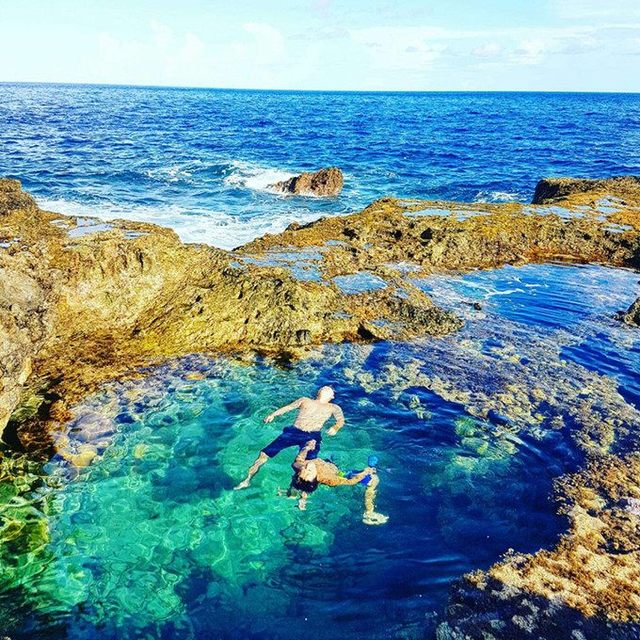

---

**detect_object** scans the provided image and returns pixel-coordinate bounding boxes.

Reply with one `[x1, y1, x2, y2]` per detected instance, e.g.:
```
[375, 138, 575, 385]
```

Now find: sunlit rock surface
[0, 179, 459, 444]
[438, 455, 640, 639]
[269, 166, 344, 196]
[244, 193, 640, 275]
[621, 296, 640, 327]
[532, 175, 640, 205]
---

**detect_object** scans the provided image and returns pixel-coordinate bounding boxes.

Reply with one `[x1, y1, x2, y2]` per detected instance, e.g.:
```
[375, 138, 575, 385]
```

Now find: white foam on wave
[223, 160, 295, 193]
[144, 160, 203, 184]
[474, 190, 521, 204]
[36, 197, 323, 251]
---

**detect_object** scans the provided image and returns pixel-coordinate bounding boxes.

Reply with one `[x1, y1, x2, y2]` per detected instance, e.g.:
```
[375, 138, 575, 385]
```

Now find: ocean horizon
[2, 83, 639, 249]
[5, 81, 640, 93]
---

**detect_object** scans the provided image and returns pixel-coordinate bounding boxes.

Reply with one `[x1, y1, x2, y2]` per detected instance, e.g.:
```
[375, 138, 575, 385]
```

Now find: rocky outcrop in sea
[532, 175, 640, 205]
[270, 166, 344, 196]
[621, 296, 640, 327]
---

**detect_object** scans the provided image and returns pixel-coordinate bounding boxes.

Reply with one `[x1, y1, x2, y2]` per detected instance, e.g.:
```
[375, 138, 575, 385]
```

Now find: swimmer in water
[234, 386, 344, 490]
[290, 440, 388, 525]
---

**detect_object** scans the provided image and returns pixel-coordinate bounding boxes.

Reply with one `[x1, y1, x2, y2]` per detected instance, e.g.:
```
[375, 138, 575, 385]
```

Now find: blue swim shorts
[261, 426, 322, 459]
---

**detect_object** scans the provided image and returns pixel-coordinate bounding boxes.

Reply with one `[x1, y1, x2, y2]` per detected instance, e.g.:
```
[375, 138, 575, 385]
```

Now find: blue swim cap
[367, 455, 379, 467]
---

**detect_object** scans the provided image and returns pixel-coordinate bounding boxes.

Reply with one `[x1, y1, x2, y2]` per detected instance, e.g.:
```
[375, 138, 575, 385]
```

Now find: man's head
[316, 385, 335, 402]
[299, 461, 318, 482]
[292, 460, 319, 494]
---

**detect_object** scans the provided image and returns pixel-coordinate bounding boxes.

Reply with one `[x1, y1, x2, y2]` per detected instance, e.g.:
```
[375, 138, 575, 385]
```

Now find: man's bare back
[265, 396, 344, 434]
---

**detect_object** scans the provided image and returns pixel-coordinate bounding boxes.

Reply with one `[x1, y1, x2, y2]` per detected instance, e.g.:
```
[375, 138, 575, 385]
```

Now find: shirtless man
[290, 440, 388, 525]
[234, 386, 344, 490]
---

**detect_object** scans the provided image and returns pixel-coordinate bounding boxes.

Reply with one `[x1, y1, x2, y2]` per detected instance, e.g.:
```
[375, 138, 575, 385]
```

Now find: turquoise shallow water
[1, 263, 639, 639]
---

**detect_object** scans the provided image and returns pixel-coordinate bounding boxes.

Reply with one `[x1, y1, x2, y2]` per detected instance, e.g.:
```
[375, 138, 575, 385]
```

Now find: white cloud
[151, 20, 174, 50]
[77, 12, 640, 90]
[93, 20, 288, 88]
[550, 0, 640, 21]
[512, 39, 547, 65]
[350, 27, 448, 70]
[97, 22, 209, 85]
[238, 23, 285, 65]
[472, 43, 503, 59]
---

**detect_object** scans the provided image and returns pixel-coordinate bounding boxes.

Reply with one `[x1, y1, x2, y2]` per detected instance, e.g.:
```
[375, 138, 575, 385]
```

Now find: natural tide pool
[1, 263, 639, 640]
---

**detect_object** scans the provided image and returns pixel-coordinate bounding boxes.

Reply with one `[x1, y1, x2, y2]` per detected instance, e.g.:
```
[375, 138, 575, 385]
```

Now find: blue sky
[2, 0, 640, 91]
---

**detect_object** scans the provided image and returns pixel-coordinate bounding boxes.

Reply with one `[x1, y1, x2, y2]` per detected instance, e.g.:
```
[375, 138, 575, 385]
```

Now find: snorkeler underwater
[1, 1, 640, 638]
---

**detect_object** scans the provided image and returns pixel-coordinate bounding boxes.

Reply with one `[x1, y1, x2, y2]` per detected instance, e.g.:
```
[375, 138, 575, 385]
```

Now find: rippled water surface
[2, 263, 639, 639]
[1, 84, 640, 247]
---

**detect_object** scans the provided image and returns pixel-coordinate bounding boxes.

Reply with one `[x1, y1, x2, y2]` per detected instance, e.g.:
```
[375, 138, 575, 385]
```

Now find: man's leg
[234, 452, 269, 490]
[362, 475, 388, 525]
[234, 428, 297, 490]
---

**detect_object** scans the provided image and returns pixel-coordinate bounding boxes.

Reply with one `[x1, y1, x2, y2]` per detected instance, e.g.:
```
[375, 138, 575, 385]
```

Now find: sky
[1, 0, 640, 91]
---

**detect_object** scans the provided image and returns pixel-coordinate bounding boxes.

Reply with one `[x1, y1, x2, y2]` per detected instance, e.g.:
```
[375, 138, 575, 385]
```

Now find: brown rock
[532, 175, 640, 204]
[2, 173, 640, 457]
[3, 174, 640, 632]
[621, 296, 640, 327]
[0, 179, 457, 442]
[244, 194, 640, 274]
[271, 167, 344, 196]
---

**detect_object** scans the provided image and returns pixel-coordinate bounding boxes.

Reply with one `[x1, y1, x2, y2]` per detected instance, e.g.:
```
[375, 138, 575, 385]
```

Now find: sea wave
[222, 160, 295, 193]
[36, 197, 323, 251]
[143, 161, 203, 184]
[473, 190, 522, 203]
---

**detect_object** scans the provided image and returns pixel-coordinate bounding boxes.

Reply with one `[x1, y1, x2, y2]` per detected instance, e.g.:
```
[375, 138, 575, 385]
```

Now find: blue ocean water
[1, 83, 639, 248]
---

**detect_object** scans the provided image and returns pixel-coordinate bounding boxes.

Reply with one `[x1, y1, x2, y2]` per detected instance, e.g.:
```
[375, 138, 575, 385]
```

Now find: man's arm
[332, 467, 375, 486]
[297, 491, 309, 510]
[292, 440, 316, 471]
[326, 404, 345, 436]
[264, 397, 305, 423]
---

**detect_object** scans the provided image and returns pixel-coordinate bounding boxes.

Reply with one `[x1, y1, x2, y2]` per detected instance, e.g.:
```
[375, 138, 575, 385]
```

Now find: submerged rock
[270, 167, 344, 196]
[439, 454, 640, 637]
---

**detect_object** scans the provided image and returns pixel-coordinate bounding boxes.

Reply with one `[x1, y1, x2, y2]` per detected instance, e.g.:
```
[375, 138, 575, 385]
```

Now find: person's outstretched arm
[297, 491, 309, 510]
[326, 404, 345, 436]
[292, 440, 316, 471]
[264, 397, 305, 423]
[332, 467, 375, 486]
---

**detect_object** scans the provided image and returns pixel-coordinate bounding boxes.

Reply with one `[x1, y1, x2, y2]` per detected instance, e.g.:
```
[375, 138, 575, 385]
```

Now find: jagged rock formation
[270, 166, 344, 196]
[0, 182, 53, 436]
[621, 296, 640, 327]
[246, 195, 640, 274]
[532, 175, 640, 205]
[438, 455, 640, 639]
[0, 179, 456, 446]
[3, 177, 640, 445]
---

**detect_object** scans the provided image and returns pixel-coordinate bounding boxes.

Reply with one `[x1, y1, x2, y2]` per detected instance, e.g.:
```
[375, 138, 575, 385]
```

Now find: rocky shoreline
[1, 175, 640, 637]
